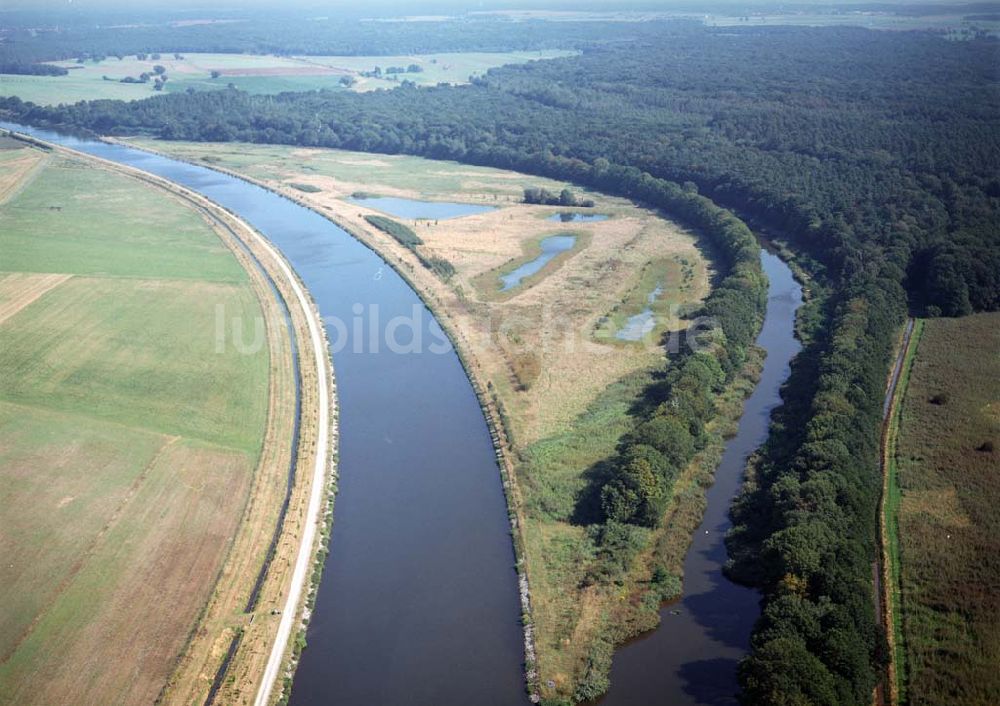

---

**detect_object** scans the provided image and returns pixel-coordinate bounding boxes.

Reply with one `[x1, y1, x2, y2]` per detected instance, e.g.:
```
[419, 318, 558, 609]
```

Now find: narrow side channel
[596, 249, 803, 706]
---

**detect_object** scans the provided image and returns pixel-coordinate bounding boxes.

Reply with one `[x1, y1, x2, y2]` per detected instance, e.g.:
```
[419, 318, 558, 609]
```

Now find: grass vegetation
[0, 146, 273, 705]
[363, 214, 457, 280]
[0, 50, 574, 106]
[592, 255, 699, 343]
[126, 137, 573, 201]
[893, 312, 1000, 705]
[522, 347, 764, 699]
[883, 319, 923, 704]
[0, 159, 246, 281]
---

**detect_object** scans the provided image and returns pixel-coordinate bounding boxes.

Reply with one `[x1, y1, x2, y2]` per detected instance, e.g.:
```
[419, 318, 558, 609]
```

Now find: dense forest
[0, 9, 653, 63]
[3, 20, 997, 705]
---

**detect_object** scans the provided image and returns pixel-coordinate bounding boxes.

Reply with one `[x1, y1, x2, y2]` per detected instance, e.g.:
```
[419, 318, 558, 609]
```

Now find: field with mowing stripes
[0, 143, 275, 705]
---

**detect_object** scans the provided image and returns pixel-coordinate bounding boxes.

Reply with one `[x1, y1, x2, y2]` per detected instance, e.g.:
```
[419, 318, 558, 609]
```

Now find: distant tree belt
[3, 23, 996, 705]
[0, 62, 68, 76]
[0, 14, 652, 64]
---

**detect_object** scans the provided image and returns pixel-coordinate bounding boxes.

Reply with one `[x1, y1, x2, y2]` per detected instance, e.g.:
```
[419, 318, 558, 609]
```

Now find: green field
[1, 160, 246, 280]
[0, 147, 270, 705]
[0, 50, 574, 106]
[126, 137, 574, 200]
[894, 312, 1000, 705]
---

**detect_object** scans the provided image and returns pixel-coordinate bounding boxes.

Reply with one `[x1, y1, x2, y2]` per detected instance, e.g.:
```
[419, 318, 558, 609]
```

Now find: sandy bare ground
[0, 273, 72, 324]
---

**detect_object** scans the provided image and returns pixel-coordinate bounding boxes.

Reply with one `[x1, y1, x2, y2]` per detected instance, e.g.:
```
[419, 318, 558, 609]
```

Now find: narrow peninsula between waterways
[1, 130, 341, 706]
[113, 136, 775, 705]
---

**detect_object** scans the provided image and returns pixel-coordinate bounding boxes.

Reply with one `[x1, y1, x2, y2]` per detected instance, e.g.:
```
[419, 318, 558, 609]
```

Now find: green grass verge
[885, 318, 923, 705]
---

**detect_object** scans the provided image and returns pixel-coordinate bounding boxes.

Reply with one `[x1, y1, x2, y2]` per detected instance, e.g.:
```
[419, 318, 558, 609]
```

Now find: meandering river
[3, 123, 802, 706]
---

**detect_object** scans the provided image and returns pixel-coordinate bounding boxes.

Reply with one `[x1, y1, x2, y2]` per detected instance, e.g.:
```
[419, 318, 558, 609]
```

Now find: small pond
[615, 284, 663, 341]
[348, 195, 497, 220]
[547, 212, 609, 222]
[500, 235, 576, 291]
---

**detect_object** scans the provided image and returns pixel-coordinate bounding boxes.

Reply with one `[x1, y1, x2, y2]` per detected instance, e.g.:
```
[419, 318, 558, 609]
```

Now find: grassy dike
[7, 132, 341, 706]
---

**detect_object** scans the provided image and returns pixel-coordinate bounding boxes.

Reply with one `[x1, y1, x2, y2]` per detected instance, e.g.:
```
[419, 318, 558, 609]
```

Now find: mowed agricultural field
[0, 50, 574, 105]
[0, 139, 273, 705]
[894, 312, 1000, 705]
[126, 137, 714, 694]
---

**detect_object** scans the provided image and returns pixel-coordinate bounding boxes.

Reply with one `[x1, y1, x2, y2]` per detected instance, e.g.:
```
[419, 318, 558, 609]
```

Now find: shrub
[364, 214, 422, 248]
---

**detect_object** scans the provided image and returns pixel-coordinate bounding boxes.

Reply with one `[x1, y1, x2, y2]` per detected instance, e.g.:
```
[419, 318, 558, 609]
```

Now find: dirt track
[877, 316, 916, 706]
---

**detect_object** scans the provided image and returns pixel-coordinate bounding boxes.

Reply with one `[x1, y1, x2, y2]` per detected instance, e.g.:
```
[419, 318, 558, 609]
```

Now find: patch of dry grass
[0, 272, 71, 324]
[895, 312, 1000, 706]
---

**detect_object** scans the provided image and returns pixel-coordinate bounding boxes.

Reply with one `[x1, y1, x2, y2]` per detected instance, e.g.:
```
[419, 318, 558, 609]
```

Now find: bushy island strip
[497, 156, 769, 704]
[725, 252, 908, 704]
[361, 214, 456, 281]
